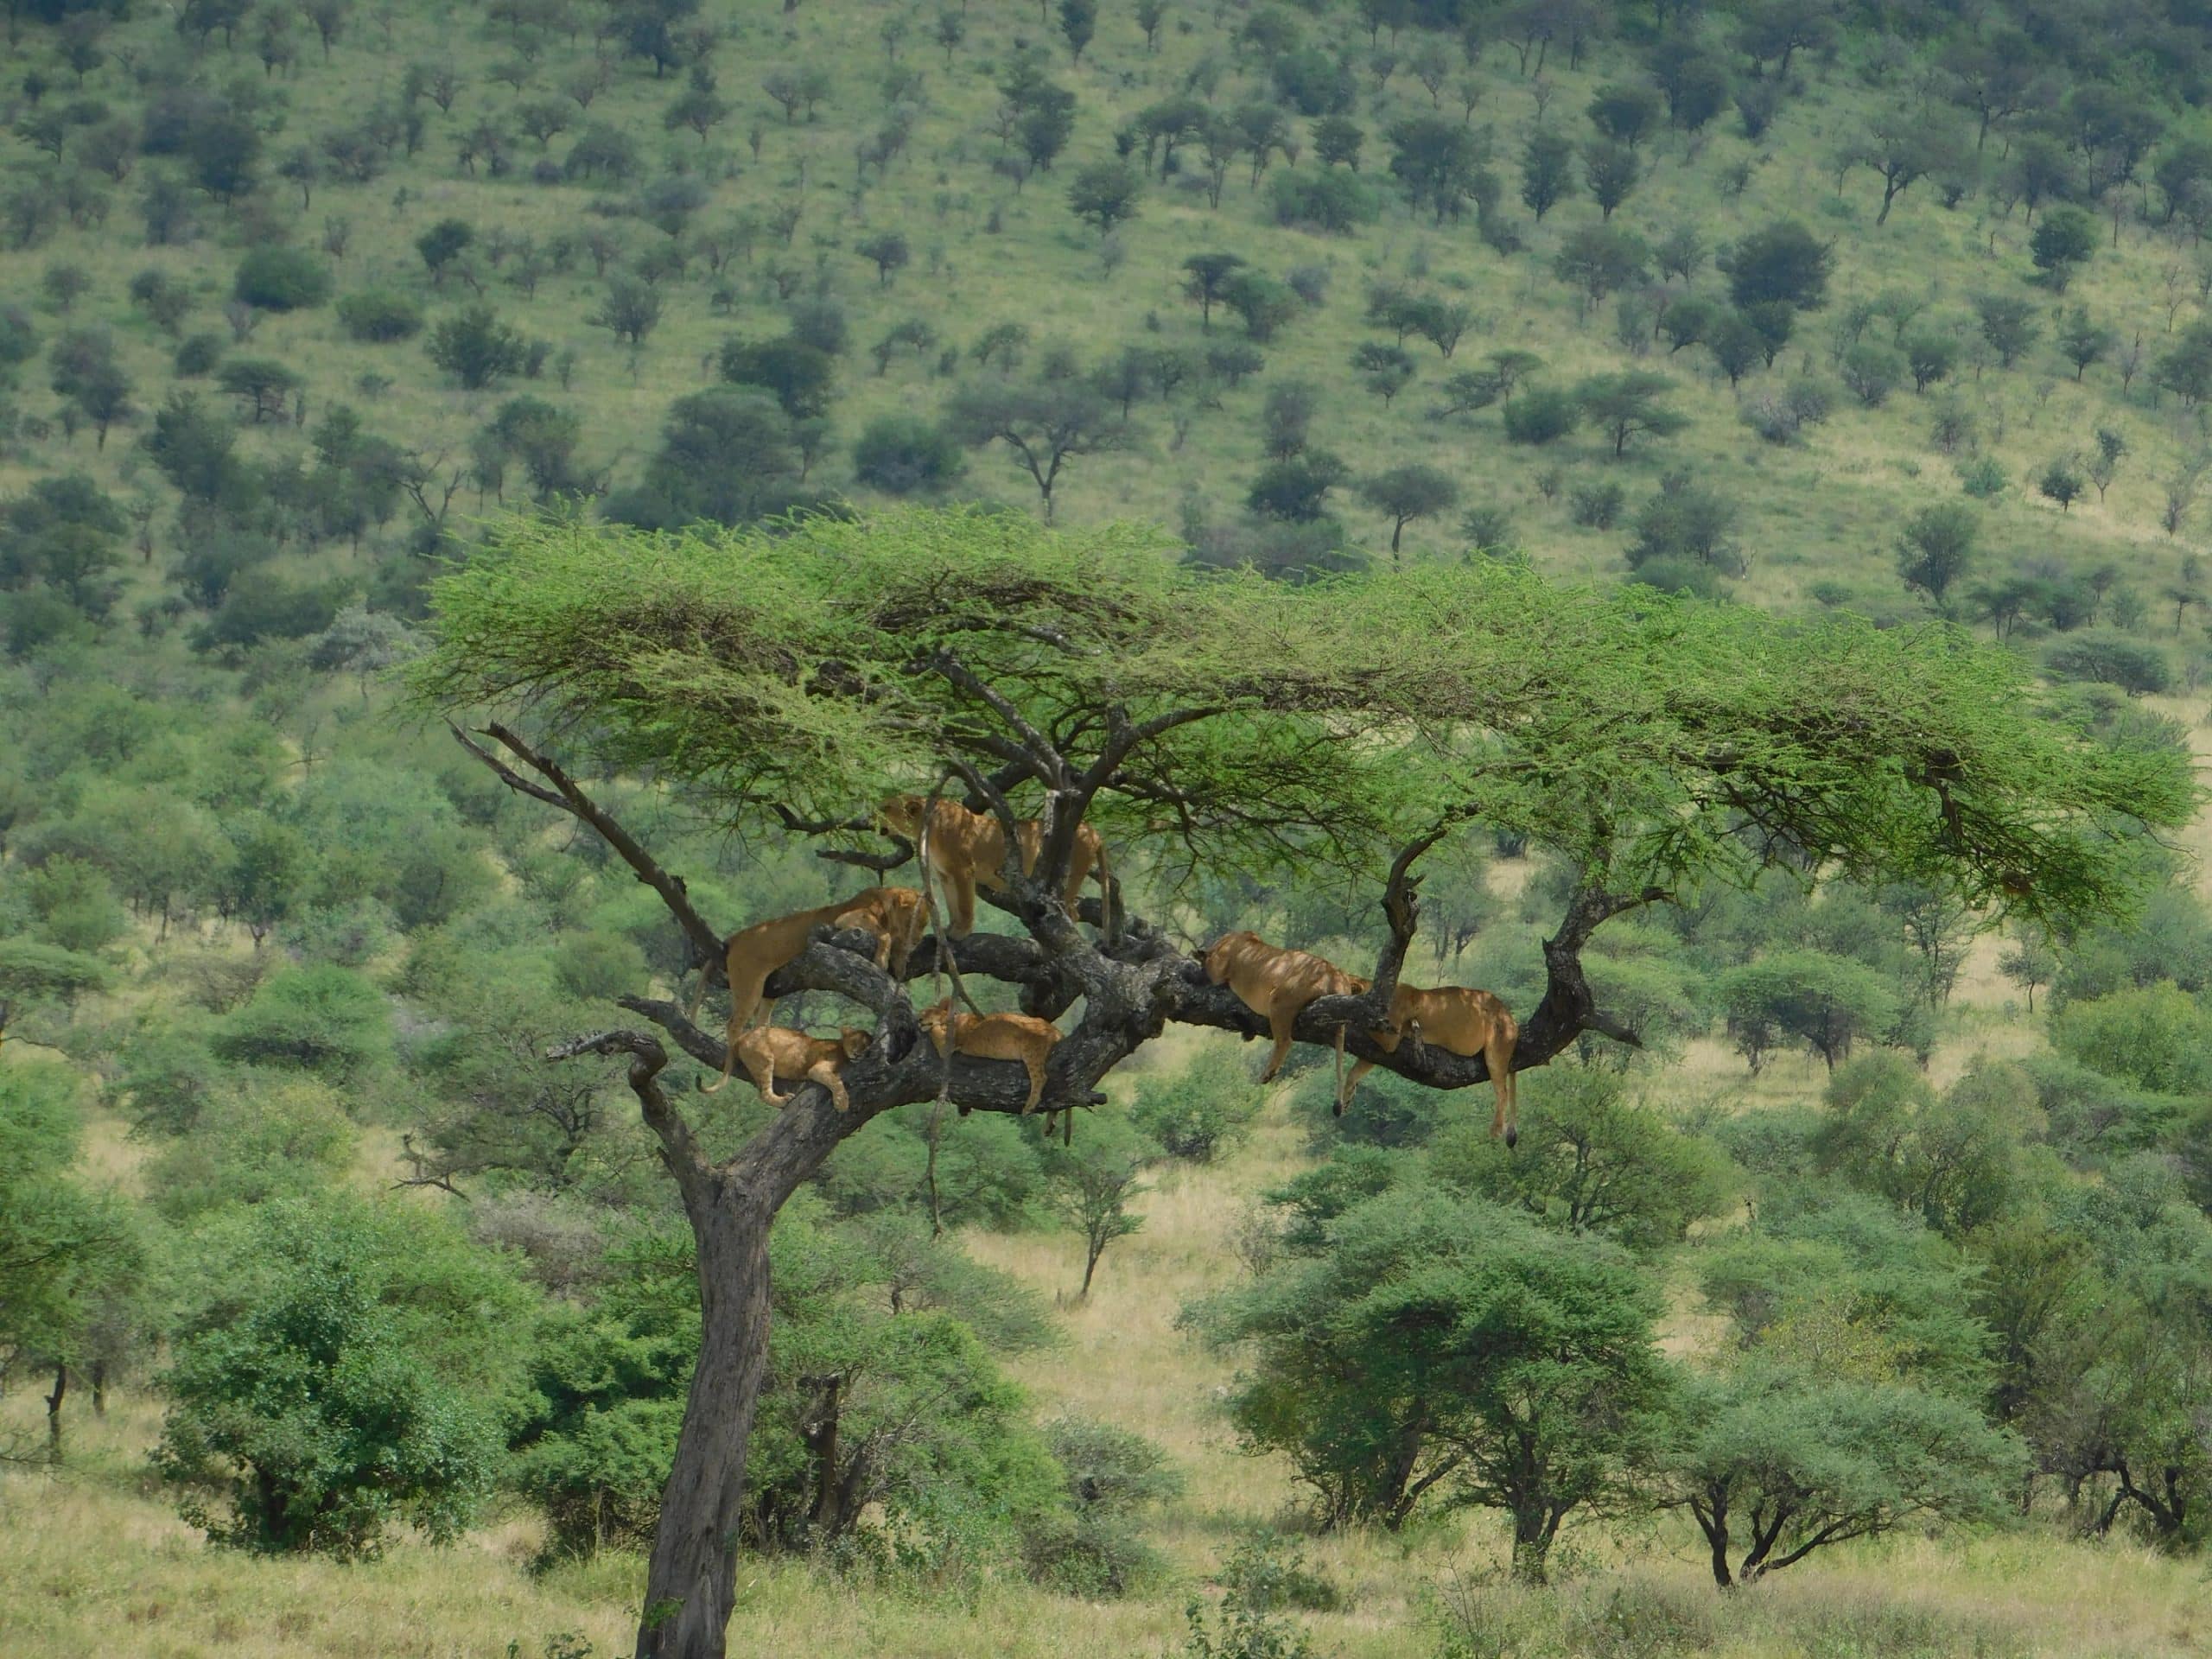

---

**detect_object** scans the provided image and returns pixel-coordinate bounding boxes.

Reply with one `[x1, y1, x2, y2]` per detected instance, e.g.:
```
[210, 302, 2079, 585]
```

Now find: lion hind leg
[1259, 1000, 1299, 1084]
[1487, 1027, 1519, 1147]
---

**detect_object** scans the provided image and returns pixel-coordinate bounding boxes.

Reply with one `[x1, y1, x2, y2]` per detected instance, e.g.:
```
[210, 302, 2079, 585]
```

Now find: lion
[1343, 983, 1520, 1145]
[916, 996, 1063, 1113]
[879, 795, 1108, 938]
[735, 1026, 872, 1112]
[701, 887, 925, 1094]
[1202, 930, 1369, 1092]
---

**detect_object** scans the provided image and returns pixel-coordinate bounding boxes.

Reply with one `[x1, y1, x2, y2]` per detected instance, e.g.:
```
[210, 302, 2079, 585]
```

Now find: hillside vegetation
[12, 0, 2212, 1656]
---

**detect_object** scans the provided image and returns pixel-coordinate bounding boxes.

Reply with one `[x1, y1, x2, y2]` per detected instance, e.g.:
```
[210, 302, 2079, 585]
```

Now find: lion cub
[735, 1027, 872, 1112]
[916, 997, 1062, 1113]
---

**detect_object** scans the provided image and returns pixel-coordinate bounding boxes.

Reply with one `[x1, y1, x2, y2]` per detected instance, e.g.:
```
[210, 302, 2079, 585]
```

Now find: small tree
[1975, 294, 2040, 369]
[856, 232, 911, 287]
[590, 276, 662, 347]
[1587, 82, 1660, 148]
[1582, 138, 1639, 219]
[1896, 503, 1979, 602]
[1182, 252, 1247, 330]
[1718, 950, 1897, 1073]
[1519, 127, 1575, 220]
[1904, 329, 1957, 393]
[156, 1194, 526, 1554]
[1358, 463, 1459, 552]
[1220, 272, 1300, 342]
[946, 382, 1127, 519]
[1068, 162, 1141, 236]
[2058, 308, 2116, 380]
[1058, 0, 1096, 62]
[416, 217, 475, 287]
[2088, 427, 2126, 504]
[217, 358, 303, 424]
[1856, 107, 1958, 226]
[2038, 457, 2086, 512]
[2031, 206, 2097, 291]
[853, 415, 964, 496]
[1194, 1189, 1669, 1575]
[1727, 220, 1833, 310]
[1576, 372, 1685, 459]
[1351, 341, 1416, 407]
[1044, 1124, 1147, 1299]
[1840, 341, 1906, 407]
[427, 306, 527, 390]
[1997, 932, 2057, 1012]
[1662, 1365, 2024, 1586]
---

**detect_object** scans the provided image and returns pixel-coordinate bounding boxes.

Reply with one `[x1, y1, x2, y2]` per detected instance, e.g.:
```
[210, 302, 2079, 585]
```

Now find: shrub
[155, 1194, 526, 1556]
[1502, 385, 1578, 445]
[1026, 1417, 1182, 1596]
[233, 244, 331, 311]
[337, 290, 424, 342]
[1840, 340, 1906, 407]
[1570, 480, 1626, 528]
[173, 331, 224, 375]
[210, 963, 392, 1079]
[1130, 1046, 1264, 1162]
[1268, 168, 1381, 233]
[853, 415, 964, 496]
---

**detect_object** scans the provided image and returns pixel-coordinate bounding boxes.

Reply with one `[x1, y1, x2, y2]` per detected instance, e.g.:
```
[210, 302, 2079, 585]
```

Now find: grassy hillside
[3, 0, 2209, 617]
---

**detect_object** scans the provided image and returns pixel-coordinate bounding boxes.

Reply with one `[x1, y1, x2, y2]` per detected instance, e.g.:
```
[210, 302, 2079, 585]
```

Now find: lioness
[916, 996, 1063, 1113]
[879, 795, 1108, 937]
[1201, 930, 1369, 1089]
[701, 887, 925, 1093]
[1344, 983, 1520, 1145]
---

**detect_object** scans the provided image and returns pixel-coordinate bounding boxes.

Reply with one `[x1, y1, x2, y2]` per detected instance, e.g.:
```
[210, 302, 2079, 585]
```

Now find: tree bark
[638, 1184, 772, 1659]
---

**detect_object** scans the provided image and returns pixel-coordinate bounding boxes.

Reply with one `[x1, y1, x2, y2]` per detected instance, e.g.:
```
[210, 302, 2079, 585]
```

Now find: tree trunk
[636, 1192, 773, 1659]
[1510, 1508, 1551, 1583]
[45, 1362, 66, 1454]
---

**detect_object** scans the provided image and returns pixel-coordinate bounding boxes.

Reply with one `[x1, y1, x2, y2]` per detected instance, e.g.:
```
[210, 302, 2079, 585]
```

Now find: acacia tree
[411, 508, 2189, 1659]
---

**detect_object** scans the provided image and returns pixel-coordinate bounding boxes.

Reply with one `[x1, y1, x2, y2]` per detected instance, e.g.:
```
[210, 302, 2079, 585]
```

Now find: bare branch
[547, 1028, 712, 1208]
[457, 723, 726, 977]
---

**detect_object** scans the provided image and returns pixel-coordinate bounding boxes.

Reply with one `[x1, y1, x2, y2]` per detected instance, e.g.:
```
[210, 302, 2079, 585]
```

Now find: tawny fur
[1344, 983, 1520, 1143]
[702, 887, 924, 1094]
[737, 1027, 871, 1112]
[917, 996, 1063, 1113]
[1202, 930, 1369, 1091]
[879, 795, 1107, 938]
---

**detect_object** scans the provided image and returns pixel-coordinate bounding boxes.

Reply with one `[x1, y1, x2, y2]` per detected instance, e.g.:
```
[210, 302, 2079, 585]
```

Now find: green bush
[232, 245, 332, 311]
[1268, 167, 1381, 233]
[1502, 385, 1579, 445]
[156, 1193, 528, 1555]
[852, 415, 964, 496]
[211, 963, 392, 1080]
[1025, 1416, 1182, 1596]
[1130, 1046, 1263, 1162]
[337, 289, 425, 342]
